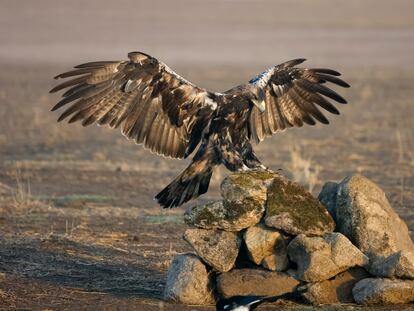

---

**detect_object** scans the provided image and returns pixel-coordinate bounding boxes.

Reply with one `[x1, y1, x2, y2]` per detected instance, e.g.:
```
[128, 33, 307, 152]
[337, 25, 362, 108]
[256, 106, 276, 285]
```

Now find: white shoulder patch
[204, 95, 218, 110]
[249, 67, 274, 88]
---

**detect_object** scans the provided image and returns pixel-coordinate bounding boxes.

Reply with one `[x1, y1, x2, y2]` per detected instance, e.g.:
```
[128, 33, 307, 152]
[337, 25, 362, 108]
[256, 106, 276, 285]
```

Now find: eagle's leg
[222, 152, 249, 172]
[244, 154, 266, 170]
[240, 141, 267, 170]
[217, 140, 249, 172]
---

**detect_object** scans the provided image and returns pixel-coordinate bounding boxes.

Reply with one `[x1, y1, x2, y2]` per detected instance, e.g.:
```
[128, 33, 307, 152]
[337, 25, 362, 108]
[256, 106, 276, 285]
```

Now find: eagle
[50, 51, 349, 208]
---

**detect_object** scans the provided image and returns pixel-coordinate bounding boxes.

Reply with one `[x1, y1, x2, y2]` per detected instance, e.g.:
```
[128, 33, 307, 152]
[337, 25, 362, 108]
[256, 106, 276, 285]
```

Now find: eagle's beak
[253, 99, 266, 113]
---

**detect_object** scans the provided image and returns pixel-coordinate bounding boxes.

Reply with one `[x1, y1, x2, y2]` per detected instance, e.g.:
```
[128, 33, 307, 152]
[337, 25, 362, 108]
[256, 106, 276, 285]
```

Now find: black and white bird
[216, 292, 302, 311]
[216, 296, 272, 311]
[50, 51, 349, 208]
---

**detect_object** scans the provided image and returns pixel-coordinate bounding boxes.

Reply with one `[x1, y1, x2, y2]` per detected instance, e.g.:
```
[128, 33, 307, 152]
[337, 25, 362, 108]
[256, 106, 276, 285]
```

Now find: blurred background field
[0, 0, 413, 309]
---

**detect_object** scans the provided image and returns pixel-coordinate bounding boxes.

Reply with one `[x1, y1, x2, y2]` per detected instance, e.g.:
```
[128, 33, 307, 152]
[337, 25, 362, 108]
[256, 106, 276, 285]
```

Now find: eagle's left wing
[248, 59, 350, 143]
[50, 51, 218, 159]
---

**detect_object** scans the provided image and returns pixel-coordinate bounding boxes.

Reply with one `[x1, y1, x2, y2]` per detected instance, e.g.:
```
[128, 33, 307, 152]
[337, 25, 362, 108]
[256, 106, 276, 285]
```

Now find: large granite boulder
[183, 228, 241, 272]
[287, 233, 368, 282]
[184, 200, 263, 232]
[185, 170, 275, 232]
[265, 175, 335, 236]
[216, 268, 300, 298]
[369, 250, 414, 279]
[353, 278, 414, 305]
[243, 223, 288, 271]
[302, 267, 369, 305]
[184, 170, 276, 231]
[164, 253, 214, 305]
[322, 175, 414, 262]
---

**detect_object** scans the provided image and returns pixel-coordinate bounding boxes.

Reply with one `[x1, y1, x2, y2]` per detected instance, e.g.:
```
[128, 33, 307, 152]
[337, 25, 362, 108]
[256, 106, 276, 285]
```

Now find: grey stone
[287, 233, 368, 282]
[183, 228, 241, 272]
[328, 175, 414, 263]
[369, 250, 414, 279]
[164, 253, 214, 305]
[262, 252, 289, 272]
[318, 181, 339, 219]
[216, 268, 300, 298]
[303, 267, 369, 305]
[265, 175, 335, 236]
[218, 170, 275, 230]
[184, 200, 262, 232]
[353, 278, 414, 305]
[243, 223, 288, 271]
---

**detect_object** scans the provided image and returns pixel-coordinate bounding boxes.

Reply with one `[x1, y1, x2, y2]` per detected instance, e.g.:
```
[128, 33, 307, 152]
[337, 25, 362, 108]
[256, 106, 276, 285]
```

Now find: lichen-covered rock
[183, 228, 241, 272]
[265, 175, 335, 236]
[325, 175, 414, 263]
[219, 170, 275, 228]
[369, 250, 414, 279]
[164, 253, 214, 305]
[287, 233, 368, 282]
[216, 268, 300, 298]
[184, 200, 262, 232]
[353, 278, 414, 305]
[302, 267, 369, 305]
[243, 223, 288, 271]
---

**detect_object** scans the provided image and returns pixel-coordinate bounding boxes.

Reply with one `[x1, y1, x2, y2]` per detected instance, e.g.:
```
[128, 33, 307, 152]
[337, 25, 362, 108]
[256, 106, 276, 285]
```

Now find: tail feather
[155, 162, 213, 208]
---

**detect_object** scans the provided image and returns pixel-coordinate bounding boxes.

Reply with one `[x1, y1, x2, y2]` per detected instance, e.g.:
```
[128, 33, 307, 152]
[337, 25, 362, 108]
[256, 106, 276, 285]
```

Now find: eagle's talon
[239, 164, 250, 172]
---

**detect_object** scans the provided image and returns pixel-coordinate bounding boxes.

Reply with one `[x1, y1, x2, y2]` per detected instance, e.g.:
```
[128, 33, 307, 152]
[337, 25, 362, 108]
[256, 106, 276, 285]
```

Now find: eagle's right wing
[50, 51, 217, 159]
[248, 59, 350, 143]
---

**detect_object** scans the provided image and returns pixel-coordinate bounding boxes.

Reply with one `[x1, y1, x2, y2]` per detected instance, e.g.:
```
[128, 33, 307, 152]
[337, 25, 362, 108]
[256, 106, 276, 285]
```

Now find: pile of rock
[164, 171, 414, 306]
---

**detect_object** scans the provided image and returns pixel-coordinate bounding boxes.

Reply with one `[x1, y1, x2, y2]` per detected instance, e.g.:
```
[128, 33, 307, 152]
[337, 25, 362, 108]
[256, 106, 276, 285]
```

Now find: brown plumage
[50, 51, 349, 208]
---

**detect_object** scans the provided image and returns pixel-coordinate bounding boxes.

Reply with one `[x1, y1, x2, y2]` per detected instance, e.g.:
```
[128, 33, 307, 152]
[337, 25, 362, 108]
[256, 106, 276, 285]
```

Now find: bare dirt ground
[1, 0, 414, 310]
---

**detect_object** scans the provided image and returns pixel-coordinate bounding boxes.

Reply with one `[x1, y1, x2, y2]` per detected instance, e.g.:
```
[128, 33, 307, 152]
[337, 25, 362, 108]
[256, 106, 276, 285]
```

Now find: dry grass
[287, 145, 321, 193]
[2, 166, 49, 215]
[1, 65, 414, 310]
[12, 166, 34, 207]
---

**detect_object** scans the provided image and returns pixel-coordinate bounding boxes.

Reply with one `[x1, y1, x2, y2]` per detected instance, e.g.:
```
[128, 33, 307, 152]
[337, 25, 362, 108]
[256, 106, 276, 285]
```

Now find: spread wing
[50, 51, 218, 159]
[248, 59, 350, 143]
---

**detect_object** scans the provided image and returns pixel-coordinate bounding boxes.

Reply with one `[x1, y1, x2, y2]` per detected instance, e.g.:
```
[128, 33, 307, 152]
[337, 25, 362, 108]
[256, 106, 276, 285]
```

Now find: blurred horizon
[1, 0, 414, 70]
